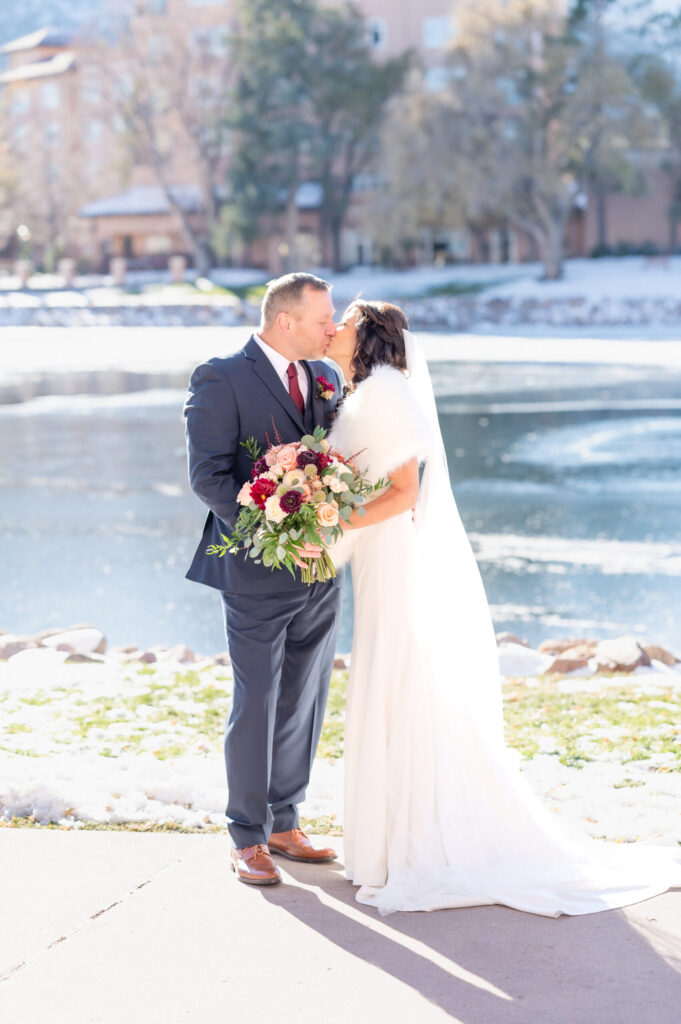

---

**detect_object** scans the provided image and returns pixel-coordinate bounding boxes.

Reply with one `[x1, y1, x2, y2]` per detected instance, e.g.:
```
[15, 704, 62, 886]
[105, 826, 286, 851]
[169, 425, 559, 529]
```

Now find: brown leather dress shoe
[230, 844, 282, 885]
[268, 828, 337, 863]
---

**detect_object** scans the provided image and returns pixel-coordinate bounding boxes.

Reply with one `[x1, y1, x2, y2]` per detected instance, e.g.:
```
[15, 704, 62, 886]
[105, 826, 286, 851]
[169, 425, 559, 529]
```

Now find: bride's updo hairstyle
[349, 300, 409, 385]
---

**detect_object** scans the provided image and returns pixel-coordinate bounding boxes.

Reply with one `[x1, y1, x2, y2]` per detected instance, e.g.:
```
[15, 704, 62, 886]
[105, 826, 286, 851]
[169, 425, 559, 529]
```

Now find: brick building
[0, 4, 677, 273]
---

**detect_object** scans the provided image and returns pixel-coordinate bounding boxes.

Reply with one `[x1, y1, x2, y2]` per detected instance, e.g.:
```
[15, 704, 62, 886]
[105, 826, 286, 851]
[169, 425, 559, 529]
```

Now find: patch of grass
[300, 815, 343, 836]
[227, 283, 267, 303]
[0, 744, 42, 758]
[422, 281, 496, 298]
[316, 671, 347, 759]
[0, 815, 227, 833]
[502, 683, 681, 770]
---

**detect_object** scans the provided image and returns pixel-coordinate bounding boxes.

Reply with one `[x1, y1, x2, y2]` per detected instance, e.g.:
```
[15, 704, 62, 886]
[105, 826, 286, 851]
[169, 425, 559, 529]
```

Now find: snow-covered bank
[2, 627, 680, 844]
[2, 257, 681, 331]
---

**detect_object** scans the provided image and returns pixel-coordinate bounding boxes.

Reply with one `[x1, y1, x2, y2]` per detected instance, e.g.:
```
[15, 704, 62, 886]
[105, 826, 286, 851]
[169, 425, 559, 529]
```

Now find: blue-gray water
[2, 359, 680, 654]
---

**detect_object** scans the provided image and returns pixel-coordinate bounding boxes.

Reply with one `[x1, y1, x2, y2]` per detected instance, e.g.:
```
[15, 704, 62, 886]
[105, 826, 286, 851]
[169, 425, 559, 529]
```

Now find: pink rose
[277, 445, 299, 471]
[265, 445, 283, 467]
[316, 502, 339, 528]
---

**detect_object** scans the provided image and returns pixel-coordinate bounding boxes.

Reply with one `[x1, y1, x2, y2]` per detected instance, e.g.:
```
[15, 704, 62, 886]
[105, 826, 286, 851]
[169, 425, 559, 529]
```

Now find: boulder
[545, 654, 591, 675]
[641, 643, 679, 667]
[110, 645, 139, 655]
[559, 643, 599, 660]
[64, 652, 106, 664]
[211, 652, 231, 667]
[121, 650, 157, 664]
[0, 635, 42, 660]
[333, 655, 350, 670]
[157, 645, 196, 664]
[42, 627, 106, 655]
[595, 637, 651, 673]
[495, 632, 530, 649]
[538, 637, 597, 656]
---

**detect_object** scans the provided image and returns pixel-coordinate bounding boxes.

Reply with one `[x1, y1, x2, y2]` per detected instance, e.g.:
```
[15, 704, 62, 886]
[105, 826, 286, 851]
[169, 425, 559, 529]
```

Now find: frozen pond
[1, 346, 680, 654]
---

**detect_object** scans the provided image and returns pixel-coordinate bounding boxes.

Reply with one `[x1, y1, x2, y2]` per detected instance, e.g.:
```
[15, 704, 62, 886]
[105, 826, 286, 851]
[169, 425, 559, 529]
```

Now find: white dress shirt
[254, 333, 309, 403]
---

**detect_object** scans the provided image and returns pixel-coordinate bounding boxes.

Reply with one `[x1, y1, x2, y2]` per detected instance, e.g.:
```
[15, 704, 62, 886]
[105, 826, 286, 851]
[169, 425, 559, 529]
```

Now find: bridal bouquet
[207, 426, 378, 583]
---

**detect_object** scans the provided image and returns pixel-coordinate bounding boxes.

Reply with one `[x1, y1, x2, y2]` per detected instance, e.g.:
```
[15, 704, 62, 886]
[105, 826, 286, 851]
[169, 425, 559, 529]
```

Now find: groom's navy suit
[184, 336, 342, 847]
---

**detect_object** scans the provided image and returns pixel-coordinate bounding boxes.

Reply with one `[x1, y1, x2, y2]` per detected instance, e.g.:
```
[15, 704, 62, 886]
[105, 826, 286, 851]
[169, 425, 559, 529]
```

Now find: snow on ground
[1, 656, 680, 845]
[2, 255, 679, 303]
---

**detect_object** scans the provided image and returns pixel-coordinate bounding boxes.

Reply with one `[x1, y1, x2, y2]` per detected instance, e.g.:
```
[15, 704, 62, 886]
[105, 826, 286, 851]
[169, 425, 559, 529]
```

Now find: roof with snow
[78, 185, 204, 219]
[0, 51, 76, 84]
[0, 28, 77, 55]
[78, 182, 323, 220]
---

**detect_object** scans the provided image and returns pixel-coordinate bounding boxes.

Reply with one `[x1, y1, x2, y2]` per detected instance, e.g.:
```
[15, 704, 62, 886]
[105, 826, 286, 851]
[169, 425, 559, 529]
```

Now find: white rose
[327, 476, 343, 494]
[264, 495, 287, 523]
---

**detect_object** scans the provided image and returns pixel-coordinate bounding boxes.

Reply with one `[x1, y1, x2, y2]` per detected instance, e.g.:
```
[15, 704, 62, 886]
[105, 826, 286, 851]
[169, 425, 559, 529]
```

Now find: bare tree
[424, 0, 658, 278]
[108, 13, 233, 275]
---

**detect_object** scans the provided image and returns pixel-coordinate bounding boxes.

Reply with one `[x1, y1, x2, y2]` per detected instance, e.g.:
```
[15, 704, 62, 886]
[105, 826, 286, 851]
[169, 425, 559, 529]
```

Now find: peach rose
[237, 481, 252, 505]
[316, 502, 339, 528]
[277, 445, 298, 472]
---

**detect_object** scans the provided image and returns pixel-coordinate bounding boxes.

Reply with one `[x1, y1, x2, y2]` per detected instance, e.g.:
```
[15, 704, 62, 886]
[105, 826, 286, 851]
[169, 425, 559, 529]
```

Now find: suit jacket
[184, 335, 342, 594]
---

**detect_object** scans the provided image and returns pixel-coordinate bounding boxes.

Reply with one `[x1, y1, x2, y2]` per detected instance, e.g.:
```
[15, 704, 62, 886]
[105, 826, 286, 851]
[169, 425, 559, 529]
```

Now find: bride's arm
[343, 458, 419, 530]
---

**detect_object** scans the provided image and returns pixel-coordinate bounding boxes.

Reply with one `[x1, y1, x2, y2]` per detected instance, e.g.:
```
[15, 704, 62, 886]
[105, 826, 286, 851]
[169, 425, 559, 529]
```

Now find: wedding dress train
[328, 352, 681, 917]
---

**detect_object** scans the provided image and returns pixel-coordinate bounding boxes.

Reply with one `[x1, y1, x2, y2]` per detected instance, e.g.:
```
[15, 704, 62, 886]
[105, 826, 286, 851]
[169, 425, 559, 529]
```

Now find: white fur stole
[328, 364, 435, 482]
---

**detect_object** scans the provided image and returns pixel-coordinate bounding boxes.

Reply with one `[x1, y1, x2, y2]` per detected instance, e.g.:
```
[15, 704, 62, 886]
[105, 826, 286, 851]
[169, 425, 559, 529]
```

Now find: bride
[326, 299, 681, 917]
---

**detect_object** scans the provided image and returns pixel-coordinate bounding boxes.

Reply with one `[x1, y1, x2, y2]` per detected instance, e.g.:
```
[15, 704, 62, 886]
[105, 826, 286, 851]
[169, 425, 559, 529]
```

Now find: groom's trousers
[220, 579, 342, 849]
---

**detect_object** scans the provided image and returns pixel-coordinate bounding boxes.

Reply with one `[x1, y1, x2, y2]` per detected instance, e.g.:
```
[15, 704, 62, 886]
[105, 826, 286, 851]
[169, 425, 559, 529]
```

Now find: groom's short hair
[261, 272, 331, 327]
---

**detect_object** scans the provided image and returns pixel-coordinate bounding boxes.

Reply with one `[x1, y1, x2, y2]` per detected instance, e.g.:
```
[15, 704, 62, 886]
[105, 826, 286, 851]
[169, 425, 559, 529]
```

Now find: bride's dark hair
[348, 300, 409, 385]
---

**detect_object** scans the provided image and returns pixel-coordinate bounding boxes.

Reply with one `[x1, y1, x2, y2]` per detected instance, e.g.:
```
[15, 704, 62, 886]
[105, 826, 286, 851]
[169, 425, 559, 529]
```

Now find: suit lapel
[244, 336, 307, 435]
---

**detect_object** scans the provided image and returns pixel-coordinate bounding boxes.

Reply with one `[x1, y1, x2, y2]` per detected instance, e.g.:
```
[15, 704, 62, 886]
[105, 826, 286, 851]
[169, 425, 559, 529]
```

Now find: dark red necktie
[287, 362, 305, 415]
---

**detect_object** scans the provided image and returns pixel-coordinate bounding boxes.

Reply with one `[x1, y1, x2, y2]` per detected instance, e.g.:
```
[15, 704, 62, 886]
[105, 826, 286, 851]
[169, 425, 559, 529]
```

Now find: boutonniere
[315, 375, 336, 400]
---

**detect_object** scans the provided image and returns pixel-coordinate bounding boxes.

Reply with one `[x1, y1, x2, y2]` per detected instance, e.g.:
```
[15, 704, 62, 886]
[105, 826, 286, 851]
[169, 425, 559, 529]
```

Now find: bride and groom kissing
[184, 272, 680, 916]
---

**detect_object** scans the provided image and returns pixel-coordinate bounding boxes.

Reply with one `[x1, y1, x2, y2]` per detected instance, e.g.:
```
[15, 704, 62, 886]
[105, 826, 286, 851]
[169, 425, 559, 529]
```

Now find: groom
[184, 273, 343, 885]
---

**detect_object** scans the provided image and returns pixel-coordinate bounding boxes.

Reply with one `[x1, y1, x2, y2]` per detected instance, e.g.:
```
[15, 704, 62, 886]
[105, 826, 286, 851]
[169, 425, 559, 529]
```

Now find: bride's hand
[292, 542, 323, 567]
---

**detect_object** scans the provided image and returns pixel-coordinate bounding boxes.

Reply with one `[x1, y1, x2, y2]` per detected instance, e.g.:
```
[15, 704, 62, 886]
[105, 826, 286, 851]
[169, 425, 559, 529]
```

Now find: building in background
[0, 2, 677, 273]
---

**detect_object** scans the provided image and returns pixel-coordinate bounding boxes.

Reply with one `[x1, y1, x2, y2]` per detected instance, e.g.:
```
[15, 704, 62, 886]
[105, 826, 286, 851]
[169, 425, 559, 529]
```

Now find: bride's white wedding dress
[328, 340, 681, 917]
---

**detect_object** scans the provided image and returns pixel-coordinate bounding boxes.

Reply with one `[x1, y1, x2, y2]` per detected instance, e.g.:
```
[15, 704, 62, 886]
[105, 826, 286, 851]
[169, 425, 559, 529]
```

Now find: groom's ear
[277, 311, 292, 333]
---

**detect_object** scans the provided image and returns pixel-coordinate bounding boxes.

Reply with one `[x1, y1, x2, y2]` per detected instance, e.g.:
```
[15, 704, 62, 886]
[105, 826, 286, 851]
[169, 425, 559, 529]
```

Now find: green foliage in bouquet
[207, 426, 384, 584]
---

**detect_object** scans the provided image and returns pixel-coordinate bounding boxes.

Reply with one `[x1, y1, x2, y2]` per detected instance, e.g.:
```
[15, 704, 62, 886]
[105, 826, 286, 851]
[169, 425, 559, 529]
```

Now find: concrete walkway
[2, 830, 680, 1024]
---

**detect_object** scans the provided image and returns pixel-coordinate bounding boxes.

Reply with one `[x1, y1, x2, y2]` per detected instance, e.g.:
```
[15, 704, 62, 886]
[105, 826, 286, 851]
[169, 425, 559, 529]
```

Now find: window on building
[81, 73, 102, 104]
[423, 16, 454, 50]
[11, 89, 30, 115]
[145, 234, 172, 254]
[41, 82, 60, 109]
[424, 67, 450, 92]
[191, 25, 230, 57]
[366, 18, 387, 49]
[44, 122, 61, 147]
[496, 76, 520, 105]
[86, 119, 103, 142]
[351, 172, 387, 193]
[11, 122, 28, 147]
